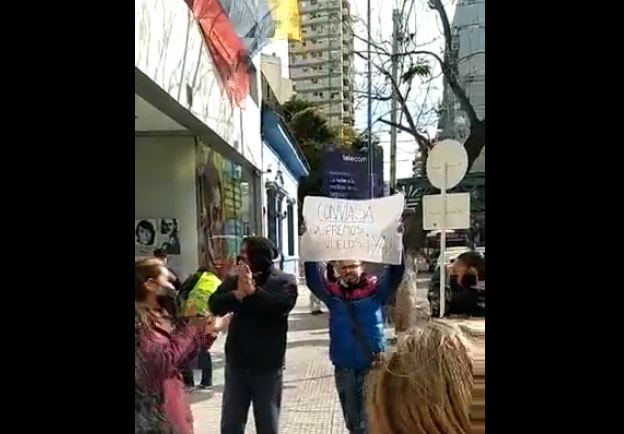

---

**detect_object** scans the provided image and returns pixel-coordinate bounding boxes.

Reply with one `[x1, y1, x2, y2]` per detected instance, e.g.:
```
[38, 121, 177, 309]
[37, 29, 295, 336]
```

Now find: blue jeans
[335, 368, 368, 434]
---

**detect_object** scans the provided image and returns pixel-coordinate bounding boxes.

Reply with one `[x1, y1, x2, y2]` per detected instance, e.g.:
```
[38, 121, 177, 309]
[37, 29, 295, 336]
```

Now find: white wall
[135, 135, 198, 279]
[135, 0, 262, 169]
[262, 141, 301, 276]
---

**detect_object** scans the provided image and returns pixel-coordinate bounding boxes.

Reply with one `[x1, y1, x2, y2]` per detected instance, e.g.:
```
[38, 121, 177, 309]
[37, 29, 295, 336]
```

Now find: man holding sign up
[300, 194, 405, 434]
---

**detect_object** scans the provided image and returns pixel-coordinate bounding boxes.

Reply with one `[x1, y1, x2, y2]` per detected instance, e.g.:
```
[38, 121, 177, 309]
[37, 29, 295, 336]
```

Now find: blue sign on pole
[321, 149, 384, 199]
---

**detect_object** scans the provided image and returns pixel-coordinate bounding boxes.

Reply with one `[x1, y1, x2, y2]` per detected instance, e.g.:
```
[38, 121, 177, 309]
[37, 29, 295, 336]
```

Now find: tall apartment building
[439, 0, 485, 155]
[288, 0, 355, 127]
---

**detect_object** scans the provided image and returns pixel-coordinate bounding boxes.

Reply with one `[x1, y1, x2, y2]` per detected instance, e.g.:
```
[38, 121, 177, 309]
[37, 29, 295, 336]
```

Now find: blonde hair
[365, 321, 474, 434]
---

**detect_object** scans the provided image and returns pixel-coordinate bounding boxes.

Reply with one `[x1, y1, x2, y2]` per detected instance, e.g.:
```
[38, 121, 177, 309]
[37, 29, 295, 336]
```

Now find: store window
[196, 143, 257, 279]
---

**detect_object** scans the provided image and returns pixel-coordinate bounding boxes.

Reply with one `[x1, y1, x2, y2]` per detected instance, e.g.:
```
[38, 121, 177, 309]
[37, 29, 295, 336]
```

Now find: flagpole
[367, 0, 373, 198]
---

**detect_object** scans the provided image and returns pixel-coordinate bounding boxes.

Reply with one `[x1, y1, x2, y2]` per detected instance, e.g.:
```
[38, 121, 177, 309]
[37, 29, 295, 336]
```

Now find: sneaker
[196, 384, 213, 392]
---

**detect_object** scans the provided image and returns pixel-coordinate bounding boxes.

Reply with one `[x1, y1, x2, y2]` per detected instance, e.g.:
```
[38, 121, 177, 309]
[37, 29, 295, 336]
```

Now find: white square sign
[423, 193, 470, 230]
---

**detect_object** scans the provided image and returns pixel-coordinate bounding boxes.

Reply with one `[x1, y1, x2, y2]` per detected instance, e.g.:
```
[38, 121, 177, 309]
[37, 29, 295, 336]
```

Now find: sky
[349, 0, 456, 180]
[264, 0, 457, 181]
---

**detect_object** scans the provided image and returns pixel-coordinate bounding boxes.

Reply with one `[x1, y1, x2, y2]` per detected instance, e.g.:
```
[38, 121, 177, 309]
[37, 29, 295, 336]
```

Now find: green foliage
[277, 97, 374, 219]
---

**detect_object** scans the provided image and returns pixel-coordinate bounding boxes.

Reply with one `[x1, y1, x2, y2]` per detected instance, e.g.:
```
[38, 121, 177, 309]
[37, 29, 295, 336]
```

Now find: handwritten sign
[300, 194, 405, 264]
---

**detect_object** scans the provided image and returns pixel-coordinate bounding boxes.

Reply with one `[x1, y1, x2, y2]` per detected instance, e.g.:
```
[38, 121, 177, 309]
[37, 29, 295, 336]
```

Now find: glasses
[341, 264, 361, 271]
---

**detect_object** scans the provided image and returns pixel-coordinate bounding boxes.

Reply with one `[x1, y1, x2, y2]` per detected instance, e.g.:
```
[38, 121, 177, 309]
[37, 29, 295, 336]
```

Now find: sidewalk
[190, 286, 349, 434]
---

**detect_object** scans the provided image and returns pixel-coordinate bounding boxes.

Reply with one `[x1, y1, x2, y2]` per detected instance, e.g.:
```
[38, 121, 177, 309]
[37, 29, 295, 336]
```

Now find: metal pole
[367, 0, 373, 198]
[439, 162, 447, 318]
[390, 9, 399, 193]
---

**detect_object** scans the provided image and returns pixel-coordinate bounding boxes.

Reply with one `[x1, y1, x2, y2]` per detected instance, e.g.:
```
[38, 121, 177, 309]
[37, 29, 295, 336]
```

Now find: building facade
[261, 53, 294, 108]
[439, 0, 485, 172]
[135, 0, 308, 281]
[288, 0, 355, 127]
[260, 52, 310, 277]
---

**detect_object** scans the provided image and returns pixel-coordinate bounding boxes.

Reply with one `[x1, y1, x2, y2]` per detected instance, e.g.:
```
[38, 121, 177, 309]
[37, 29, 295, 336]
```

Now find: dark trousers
[335, 368, 368, 434]
[181, 346, 213, 387]
[199, 347, 213, 387]
[221, 365, 283, 434]
[181, 363, 194, 387]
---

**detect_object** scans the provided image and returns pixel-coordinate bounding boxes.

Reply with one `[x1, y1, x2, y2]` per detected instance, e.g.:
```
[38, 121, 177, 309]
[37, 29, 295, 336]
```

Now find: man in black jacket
[209, 237, 298, 434]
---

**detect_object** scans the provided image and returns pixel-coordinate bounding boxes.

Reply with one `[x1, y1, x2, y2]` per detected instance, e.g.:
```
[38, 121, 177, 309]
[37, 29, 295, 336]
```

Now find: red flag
[185, 0, 250, 108]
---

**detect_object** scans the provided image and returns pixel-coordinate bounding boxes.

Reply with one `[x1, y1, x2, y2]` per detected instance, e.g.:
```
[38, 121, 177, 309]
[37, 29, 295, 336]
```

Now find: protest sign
[300, 193, 404, 264]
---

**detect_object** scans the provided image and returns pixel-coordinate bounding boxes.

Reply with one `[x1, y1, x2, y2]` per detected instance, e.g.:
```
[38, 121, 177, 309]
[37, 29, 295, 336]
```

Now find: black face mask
[155, 281, 178, 319]
[155, 281, 176, 299]
[450, 274, 478, 289]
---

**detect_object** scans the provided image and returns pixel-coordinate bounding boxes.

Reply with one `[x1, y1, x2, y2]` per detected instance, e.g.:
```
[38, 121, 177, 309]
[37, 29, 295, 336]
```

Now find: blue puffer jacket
[304, 262, 404, 370]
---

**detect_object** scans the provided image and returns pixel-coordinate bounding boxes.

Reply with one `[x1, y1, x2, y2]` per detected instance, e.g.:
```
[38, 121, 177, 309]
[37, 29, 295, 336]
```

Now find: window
[451, 35, 460, 53]
[249, 68, 259, 105]
[287, 203, 295, 256]
[276, 195, 284, 253]
[267, 189, 278, 245]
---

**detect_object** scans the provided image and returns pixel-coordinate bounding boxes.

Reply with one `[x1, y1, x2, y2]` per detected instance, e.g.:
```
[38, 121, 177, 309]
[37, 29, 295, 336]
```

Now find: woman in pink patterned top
[135, 258, 216, 434]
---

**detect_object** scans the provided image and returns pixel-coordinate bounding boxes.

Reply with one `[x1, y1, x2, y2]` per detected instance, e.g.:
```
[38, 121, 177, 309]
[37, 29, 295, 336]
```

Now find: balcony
[299, 1, 341, 15]
[290, 54, 342, 68]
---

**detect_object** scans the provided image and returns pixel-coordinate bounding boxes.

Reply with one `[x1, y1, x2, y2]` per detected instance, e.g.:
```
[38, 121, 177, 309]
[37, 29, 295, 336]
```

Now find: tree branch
[354, 50, 430, 153]
[428, 0, 480, 126]
[379, 119, 415, 136]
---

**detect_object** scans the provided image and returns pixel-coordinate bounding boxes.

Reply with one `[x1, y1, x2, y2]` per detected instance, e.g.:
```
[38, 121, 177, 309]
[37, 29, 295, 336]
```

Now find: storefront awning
[261, 108, 310, 179]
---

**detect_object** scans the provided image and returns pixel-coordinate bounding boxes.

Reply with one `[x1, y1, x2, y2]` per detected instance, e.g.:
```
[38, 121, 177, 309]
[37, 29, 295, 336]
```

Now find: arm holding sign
[301, 218, 333, 304]
[304, 262, 332, 304]
[373, 261, 405, 304]
[374, 222, 406, 303]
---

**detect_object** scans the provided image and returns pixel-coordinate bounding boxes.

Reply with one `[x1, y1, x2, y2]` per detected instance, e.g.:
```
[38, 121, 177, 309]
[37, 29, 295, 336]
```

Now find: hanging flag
[185, 0, 250, 107]
[218, 0, 275, 56]
[268, 0, 301, 41]
[218, 0, 301, 57]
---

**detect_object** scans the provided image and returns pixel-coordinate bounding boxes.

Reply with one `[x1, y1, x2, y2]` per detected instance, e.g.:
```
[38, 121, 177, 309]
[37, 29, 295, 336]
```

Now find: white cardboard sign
[423, 193, 471, 230]
[300, 194, 405, 265]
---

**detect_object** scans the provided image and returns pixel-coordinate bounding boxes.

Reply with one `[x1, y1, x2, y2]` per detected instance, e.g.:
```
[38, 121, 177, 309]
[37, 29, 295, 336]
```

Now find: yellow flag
[269, 0, 302, 41]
